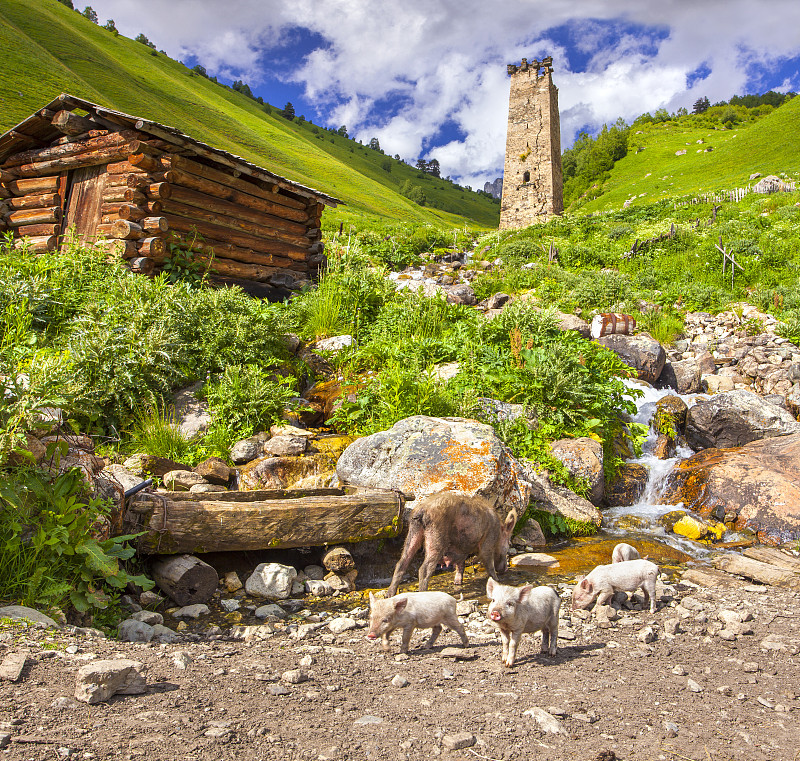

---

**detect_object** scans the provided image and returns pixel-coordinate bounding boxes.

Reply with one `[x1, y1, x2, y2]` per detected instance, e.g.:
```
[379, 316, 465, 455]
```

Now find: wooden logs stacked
[1, 106, 326, 285]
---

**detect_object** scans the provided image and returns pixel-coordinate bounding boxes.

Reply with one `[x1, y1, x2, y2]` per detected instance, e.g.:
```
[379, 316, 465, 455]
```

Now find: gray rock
[314, 335, 354, 352]
[0, 605, 60, 629]
[524, 469, 602, 527]
[305, 579, 334, 596]
[93, 465, 145, 503]
[687, 678, 704, 693]
[171, 381, 211, 439]
[658, 359, 703, 394]
[220, 599, 240, 613]
[486, 292, 511, 310]
[229, 433, 269, 465]
[328, 617, 357, 634]
[255, 603, 288, 620]
[442, 732, 476, 749]
[189, 483, 227, 493]
[303, 565, 325, 580]
[476, 397, 531, 425]
[685, 390, 800, 449]
[138, 591, 164, 607]
[245, 563, 297, 600]
[391, 674, 409, 688]
[131, 611, 163, 626]
[74, 659, 147, 704]
[172, 604, 210, 619]
[523, 707, 565, 734]
[194, 457, 232, 486]
[151, 624, 180, 644]
[281, 669, 308, 684]
[445, 284, 477, 305]
[597, 334, 666, 384]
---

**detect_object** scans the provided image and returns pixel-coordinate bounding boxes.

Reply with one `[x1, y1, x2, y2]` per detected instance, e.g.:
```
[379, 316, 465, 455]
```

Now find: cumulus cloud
[88, 0, 800, 184]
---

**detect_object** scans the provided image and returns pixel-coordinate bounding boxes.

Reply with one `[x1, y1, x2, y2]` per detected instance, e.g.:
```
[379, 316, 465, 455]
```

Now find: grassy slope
[0, 0, 499, 228]
[582, 97, 800, 213]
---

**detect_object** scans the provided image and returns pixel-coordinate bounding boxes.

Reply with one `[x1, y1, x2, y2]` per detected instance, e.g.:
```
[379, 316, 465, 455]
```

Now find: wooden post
[150, 554, 219, 605]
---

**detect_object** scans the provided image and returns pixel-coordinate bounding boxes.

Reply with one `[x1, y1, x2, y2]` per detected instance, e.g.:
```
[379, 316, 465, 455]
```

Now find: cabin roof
[0, 93, 342, 207]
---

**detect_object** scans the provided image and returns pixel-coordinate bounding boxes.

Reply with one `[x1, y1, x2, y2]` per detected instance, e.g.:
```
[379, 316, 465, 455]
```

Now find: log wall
[0, 108, 327, 282]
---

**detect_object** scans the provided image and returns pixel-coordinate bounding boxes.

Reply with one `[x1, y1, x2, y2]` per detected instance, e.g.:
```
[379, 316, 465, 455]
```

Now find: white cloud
[87, 0, 800, 184]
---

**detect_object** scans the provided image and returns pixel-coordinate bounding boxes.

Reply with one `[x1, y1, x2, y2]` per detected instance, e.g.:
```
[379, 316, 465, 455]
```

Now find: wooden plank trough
[121, 487, 404, 555]
[0, 93, 343, 292]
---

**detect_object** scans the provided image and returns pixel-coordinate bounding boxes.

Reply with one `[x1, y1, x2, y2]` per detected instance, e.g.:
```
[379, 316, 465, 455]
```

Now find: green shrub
[127, 404, 193, 462]
[0, 465, 152, 615]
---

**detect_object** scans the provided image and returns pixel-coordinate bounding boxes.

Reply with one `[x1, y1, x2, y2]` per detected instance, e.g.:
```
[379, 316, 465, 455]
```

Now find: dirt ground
[1, 569, 799, 761]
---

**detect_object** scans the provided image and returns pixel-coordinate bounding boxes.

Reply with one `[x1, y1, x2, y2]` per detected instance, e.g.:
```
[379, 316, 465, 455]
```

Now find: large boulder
[661, 433, 800, 544]
[605, 463, 649, 507]
[549, 437, 604, 505]
[596, 334, 666, 384]
[657, 359, 703, 394]
[685, 389, 800, 450]
[335, 416, 534, 513]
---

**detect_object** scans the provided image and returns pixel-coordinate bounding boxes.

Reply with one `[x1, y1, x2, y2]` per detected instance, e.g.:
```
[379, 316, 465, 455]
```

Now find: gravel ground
[1, 572, 798, 761]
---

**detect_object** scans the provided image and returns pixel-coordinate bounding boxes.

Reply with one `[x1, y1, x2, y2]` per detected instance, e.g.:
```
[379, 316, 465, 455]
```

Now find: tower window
[523, 171, 530, 183]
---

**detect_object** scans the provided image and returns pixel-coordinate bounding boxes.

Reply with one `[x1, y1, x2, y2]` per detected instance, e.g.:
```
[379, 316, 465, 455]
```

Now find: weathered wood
[163, 203, 313, 259]
[145, 200, 163, 214]
[138, 237, 167, 258]
[0, 186, 11, 199]
[743, 547, 800, 573]
[102, 188, 146, 205]
[147, 182, 171, 199]
[13, 145, 131, 178]
[196, 254, 279, 282]
[0, 651, 28, 682]
[3, 132, 129, 169]
[150, 554, 218, 606]
[167, 178, 310, 224]
[128, 256, 155, 274]
[52, 109, 98, 136]
[111, 219, 144, 240]
[7, 207, 61, 227]
[15, 223, 61, 237]
[106, 160, 148, 176]
[713, 554, 800, 589]
[177, 235, 307, 272]
[100, 213, 122, 225]
[62, 165, 106, 245]
[7, 193, 60, 211]
[13, 235, 57, 252]
[127, 489, 402, 554]
[167, 184, 310, 237]
[5, 176, 60, 196]
[165, 153, 311, 211]
[117, 203, 147, 222]
[141, 216, 168, 233]
[96, 238, 138, 258]
[161, 197, 310, 248]
[128, 153, 161, 173]
[0, 168, 17, 183]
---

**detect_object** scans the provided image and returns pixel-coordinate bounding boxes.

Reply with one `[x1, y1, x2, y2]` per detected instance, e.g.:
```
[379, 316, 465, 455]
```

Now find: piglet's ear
[486, 578, 496, 596]
[578, 577, 589, 589]
[394, 598, 408, 612]
[517, 585, 533, 603]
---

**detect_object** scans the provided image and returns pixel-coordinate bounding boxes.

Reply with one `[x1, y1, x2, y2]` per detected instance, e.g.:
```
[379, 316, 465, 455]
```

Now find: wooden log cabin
[0, 93, 342, 292]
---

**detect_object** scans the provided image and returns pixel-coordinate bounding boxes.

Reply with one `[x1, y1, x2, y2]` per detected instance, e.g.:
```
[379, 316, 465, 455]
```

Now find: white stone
[245, 563, 297, 600]
[172, 604, 209, 619]
[305, 579, 334, 596]
[328, 617, 357, 635]
[523, 707, 566, 734]
[74, 659, 147, 704]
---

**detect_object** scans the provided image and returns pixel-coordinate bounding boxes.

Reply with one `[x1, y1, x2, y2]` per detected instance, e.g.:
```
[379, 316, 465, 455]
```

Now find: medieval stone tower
[499, 56, 563, 229]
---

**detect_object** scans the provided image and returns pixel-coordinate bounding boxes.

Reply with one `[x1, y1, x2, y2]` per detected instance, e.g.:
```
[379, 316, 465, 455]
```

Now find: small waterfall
[604, 381, 712, 553]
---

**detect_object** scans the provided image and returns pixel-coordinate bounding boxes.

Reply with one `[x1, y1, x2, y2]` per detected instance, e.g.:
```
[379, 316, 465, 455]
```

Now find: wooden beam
[125, 489, 402, 554]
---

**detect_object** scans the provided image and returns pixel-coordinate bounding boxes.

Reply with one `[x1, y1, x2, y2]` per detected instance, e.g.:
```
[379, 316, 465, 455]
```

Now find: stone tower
[499, 56, 563, 229]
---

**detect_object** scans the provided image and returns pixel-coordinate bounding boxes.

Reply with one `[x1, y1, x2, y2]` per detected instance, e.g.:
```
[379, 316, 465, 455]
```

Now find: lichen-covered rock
[123, 453, 192, 478]
[685, 389, 800, 450]
[238, 453, 336, 490]
[194, 457, 232, 486]
[525, 471, 602, 527]
[263, 434, 308, 457]
[658, 359, 703, 394]
[662, 433, 800, 544]
[605, 463, 649, 507]
[335, 416, 534, 513]
[229, 433, 270, 465]
[596, 334, 666, 384]
[549, 437, 604, 505]
[672, 515, 725, 541]
[163, 470, 207, 491]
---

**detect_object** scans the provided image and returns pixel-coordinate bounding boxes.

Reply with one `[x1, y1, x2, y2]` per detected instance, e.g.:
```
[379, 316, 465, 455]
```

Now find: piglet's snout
[489, 609, 502, 621]
[366, 632, 377, 639]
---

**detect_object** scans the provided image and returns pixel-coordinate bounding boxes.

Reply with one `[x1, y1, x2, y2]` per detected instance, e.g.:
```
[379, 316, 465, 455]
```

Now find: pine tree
[692, 96, 711, 114]
[369, 137, 381, 151]
[102, 18, 118, 35]
[281, 102, 295, 120]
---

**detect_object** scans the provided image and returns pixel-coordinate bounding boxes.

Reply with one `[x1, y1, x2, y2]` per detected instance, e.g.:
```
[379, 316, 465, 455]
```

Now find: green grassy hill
[582, 96, 800, 213]
[0, 0, 499, 229]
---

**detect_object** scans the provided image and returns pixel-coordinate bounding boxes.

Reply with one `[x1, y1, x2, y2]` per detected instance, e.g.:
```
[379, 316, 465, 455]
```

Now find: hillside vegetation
[0, 0, 499, 228]
[574, 95, 800, 213]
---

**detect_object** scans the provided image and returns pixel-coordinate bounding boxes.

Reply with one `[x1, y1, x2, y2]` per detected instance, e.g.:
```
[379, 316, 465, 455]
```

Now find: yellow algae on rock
[673, 514, 726, 541]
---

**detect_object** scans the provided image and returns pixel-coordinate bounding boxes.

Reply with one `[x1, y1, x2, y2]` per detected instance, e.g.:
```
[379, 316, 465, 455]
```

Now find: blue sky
[87, 1, 800, 187]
